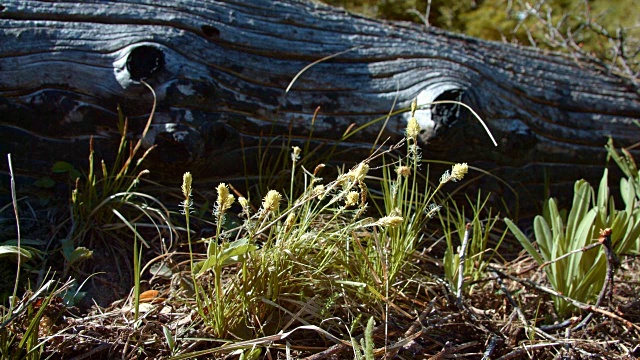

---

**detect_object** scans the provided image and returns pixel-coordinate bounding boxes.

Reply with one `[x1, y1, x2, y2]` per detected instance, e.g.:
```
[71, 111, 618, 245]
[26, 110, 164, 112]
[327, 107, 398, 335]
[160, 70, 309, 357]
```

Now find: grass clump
[172, 100, 475, 353]
[58, 85, 176, 308]
[441, 191, 505, 296]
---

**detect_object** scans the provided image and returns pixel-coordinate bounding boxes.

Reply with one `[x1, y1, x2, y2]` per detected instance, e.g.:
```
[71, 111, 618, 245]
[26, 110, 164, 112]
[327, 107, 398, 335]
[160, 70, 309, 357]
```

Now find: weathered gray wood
[1, 0, 639, 210]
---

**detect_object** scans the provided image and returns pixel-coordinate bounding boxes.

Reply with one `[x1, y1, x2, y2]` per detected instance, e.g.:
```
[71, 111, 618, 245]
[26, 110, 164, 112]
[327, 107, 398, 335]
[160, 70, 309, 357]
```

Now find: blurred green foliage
[321, 0, 639, 76]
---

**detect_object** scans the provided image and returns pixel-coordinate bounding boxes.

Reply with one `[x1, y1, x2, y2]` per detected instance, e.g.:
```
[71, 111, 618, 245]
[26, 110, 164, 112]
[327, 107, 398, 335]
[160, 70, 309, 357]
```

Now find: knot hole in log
[201, 25, 221, 39]
[415, 85, 466, 141]
[126, 45, 165, 81]
[431, 89, 464, 130]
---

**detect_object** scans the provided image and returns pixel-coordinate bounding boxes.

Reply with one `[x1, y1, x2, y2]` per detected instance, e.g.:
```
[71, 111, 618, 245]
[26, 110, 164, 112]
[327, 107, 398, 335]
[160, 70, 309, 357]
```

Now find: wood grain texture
[1, 0, 639, 210]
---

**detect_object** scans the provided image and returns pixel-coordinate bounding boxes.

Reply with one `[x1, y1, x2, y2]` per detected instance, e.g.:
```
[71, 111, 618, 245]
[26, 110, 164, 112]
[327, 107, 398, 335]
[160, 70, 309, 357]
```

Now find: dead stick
[456, 223, 472, 309]
[539, 242, 601, 270]
[430, 341, 480, 360]
[488, 266, 639, 331]
[491, 271, 557, 341]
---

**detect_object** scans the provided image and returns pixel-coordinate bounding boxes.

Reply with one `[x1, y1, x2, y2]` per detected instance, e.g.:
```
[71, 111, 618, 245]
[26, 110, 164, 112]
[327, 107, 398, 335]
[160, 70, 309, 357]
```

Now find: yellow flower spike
[181, 172, 194, 214]
[262, 190, 282, 213]
[348, 163, 369, 183]
[238, 196, 249, 210]
[451, 163, 468, 182]
[405, 116, 421, 139]
[344, 191, 360, 207]
[181, 172, 193, 200]
[215, 183, 235, 216]
[284, 212, 296, 231]
[396, 166, 411, 178]
[376, 216, 404, 228]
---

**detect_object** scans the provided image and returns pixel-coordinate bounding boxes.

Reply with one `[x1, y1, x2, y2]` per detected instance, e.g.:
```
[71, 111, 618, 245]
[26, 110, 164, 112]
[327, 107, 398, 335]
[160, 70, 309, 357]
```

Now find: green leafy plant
[352, 316, 375, 360]
[173, 98, 489, 350]
[506, 169, 640, 317]
[606, 136, 640, 254]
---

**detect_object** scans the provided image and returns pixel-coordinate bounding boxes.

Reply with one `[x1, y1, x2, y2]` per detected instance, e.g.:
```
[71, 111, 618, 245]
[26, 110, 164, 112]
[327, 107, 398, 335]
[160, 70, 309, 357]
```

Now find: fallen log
[1, 0, 639, 212]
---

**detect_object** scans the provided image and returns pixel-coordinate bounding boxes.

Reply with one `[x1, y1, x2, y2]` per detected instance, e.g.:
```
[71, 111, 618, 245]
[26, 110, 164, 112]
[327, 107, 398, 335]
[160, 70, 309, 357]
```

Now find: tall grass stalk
[6, 154, 21, 312]
[376, 100, 469, 286]
[132, 230, 141, 323]
[180, 172, 204, 320]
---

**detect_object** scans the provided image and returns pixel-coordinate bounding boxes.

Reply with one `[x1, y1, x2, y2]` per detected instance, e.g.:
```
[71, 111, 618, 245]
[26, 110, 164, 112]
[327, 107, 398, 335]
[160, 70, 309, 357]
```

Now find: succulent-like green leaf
[52, 161, 75, 173]
[566, 180, 592, 246]
[505, 218, 544, 265]
[620, 178, 634, 212]
[219, 238, 257, 266]
[533, 216, 552, 262]
[34, 176, 56, 188]
[0, 245, 32, 260]
[596, 169, 609, 220]
[67, 247, 93, 266]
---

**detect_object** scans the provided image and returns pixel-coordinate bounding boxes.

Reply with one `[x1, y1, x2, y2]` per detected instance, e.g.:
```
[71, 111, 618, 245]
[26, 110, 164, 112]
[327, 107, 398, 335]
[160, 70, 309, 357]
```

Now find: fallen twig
[488, 266, 640, 332]
[430, 341, 480, 360]
[491, 270, 557, 341]
[573, 228, 620, 331]
[456, 223, 472, 309]
[538, 242, 601, 270]
[481, 334, 501, 360]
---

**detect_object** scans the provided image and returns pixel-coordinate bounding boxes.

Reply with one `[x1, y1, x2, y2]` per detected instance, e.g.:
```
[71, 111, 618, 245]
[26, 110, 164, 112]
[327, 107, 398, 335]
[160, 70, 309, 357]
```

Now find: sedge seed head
[262, 190, 282, 213]
[312, 185, 325, 198]
[396, 166, 411, 178]
[348, 163, 369, 183]
[426, 203, 442, 218]
[291, 146, 301, 162]
[439, 170, 451, 184]
[451, 163, 468, 182]
[284, 212, 296, 230]
[181, 172, 193, 200]
[216, 183, 235, 214]
[181, 172, 194, 214]
[406, 116, 421, 139]
[376, 215, 404, 228]
[344, 191, 360, 207]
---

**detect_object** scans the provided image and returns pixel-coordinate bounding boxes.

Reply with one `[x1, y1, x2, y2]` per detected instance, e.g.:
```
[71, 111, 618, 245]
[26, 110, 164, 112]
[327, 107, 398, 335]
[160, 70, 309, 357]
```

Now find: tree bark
[1, 0, 639, 212]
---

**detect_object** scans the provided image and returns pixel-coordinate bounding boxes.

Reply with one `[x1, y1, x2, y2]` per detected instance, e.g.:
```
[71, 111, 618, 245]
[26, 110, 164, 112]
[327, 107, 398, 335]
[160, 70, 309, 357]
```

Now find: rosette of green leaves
[506, 169, 640, 317]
